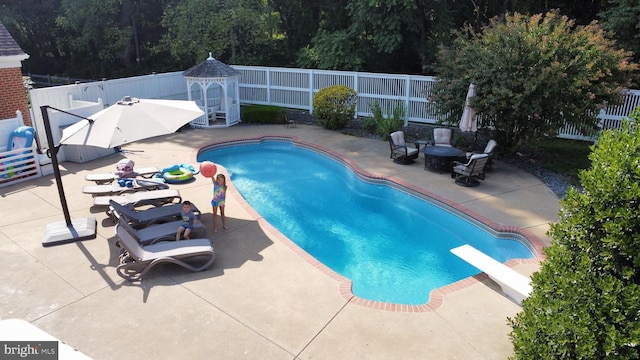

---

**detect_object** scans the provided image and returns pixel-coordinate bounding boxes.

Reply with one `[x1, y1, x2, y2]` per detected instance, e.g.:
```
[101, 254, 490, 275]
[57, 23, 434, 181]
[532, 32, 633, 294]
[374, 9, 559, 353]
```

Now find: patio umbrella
[459, 83, 477, 133]
[41, 97, 204, 247]
[60, 96, 204, 148]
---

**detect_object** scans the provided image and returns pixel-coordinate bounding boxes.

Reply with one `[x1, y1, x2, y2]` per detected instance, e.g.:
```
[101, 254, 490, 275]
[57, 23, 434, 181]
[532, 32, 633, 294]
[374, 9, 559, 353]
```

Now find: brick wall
[0, 67, 31, 126]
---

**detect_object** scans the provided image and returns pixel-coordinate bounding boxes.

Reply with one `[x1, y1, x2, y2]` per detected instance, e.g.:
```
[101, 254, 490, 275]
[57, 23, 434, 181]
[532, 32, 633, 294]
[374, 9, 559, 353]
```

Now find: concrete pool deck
[0, 124, 561, 359]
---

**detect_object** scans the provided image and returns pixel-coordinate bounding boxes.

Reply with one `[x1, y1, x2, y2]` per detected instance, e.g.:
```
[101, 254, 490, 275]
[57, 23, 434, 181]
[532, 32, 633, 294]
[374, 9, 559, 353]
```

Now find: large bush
[509, 108, 640, 359]
[312, 85, 357, 130]
[431, 11, 637, 153]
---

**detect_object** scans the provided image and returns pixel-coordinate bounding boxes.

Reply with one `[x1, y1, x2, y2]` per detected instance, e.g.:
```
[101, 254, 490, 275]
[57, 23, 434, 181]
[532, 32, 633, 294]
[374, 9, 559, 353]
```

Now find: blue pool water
[198, 140, 533, 305]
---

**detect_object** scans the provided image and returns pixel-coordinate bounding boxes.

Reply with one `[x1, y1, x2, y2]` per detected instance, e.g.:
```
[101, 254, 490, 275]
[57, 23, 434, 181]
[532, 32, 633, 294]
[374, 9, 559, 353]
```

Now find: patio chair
[108, 199, 200, 226]
[94, 188, 182, 207]
[432, 128, 454, 147]
[451, 153, 489, 187]
[115, 220, 215, 281]
[466, 139, 497, 171]
[82, 178, 168, 196]
[389, 131, 419, 164]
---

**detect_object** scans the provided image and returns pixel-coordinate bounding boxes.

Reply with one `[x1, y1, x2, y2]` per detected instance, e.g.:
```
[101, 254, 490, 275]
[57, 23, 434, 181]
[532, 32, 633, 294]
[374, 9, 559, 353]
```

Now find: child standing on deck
[211, 173, 228, 232]
[176, 200, 198, 240]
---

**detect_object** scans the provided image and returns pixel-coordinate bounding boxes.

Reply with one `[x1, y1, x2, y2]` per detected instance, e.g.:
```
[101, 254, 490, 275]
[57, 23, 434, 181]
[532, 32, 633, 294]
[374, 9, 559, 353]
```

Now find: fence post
[309, 69, 314, 115]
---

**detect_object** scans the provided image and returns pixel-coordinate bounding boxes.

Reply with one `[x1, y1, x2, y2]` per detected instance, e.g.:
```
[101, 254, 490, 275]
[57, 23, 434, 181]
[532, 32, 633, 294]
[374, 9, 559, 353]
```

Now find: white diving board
[450, 244, 533, 305]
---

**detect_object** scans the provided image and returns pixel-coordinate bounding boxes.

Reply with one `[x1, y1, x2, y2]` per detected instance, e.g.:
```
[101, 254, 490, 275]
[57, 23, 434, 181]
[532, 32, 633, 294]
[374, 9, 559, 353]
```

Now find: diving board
[450, 244, 533, 305]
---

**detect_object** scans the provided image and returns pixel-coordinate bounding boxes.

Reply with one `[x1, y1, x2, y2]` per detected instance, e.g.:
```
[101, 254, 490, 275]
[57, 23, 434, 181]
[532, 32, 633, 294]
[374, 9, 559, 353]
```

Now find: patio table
[422, 146, 465, 172]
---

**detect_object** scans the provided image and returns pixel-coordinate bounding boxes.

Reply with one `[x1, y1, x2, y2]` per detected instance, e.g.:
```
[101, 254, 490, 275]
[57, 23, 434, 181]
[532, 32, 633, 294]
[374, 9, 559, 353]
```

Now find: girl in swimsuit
[211, 173, 228, 232]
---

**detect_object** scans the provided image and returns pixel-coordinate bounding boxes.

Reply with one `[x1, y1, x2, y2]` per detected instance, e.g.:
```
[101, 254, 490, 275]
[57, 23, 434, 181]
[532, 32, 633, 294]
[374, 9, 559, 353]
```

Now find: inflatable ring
[161, 164, 194, 184]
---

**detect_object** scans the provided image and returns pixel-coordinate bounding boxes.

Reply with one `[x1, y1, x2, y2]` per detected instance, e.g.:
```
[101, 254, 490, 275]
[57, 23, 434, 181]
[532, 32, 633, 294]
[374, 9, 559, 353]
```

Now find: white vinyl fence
[28, 66, 640, 146]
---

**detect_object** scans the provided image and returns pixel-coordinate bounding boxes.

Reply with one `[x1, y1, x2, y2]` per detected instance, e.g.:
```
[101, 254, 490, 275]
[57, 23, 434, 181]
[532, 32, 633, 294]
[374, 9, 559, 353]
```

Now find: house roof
[0, 21, 27, 57]
[183, 53, 240, 78]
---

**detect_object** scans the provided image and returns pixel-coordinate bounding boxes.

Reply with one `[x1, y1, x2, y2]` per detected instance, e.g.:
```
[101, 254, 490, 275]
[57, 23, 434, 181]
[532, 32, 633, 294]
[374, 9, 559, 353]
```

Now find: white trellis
[184, 53, 241, 128]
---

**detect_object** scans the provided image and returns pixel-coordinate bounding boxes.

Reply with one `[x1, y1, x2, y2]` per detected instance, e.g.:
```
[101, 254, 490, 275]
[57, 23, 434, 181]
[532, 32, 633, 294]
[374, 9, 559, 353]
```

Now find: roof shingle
[183, 54, 240, 78]
[0, 21, 26, 57]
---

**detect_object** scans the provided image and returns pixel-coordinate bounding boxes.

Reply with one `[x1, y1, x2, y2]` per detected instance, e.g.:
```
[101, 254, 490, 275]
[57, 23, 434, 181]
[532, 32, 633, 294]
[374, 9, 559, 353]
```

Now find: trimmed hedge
[241, 105, 287, 124]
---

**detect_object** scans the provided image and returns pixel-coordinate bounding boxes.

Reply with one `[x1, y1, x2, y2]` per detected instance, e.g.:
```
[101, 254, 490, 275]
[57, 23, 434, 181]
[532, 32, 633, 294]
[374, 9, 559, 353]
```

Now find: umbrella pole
[40, 106, 96, 247]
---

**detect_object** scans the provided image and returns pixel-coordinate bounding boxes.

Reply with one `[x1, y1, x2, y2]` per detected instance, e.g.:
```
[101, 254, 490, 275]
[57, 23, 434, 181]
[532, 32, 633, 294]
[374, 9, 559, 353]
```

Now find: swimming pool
[198, 139, 534, 305]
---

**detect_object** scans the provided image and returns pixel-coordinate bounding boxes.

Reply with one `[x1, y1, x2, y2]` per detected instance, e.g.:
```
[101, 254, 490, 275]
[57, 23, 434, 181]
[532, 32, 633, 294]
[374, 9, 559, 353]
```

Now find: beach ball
[200, 161, 217, 178]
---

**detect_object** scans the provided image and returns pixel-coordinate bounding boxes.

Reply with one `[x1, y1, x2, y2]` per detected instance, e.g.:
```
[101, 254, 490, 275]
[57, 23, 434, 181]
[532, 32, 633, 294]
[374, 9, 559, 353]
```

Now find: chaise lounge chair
[85, 167, 161, 184]
[83, 178, 168, 196]
[94, 188, 182, 207]
[108, 199, 200, 226]
[85, 158, 161, 184]
[128, 219, 206, 245]
[115, 220, 215, 281]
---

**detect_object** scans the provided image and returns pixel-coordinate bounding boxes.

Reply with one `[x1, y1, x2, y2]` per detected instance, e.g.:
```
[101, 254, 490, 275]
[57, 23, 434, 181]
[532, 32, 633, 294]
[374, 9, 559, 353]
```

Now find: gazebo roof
[183, 53, 240, 78]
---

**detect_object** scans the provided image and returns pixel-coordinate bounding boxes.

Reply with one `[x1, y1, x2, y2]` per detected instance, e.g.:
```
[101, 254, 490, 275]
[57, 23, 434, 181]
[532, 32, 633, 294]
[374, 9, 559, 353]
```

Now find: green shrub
[508, 108, 640, 359]
[312, 85, 357, 130]
[241, 105, 287, 124]
[363, 101, 405, 138]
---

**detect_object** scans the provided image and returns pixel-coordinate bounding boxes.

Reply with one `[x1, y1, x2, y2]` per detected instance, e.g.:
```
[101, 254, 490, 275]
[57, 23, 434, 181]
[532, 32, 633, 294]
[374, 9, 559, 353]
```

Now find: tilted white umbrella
[61, 96, 204, 148]
[41, 96, 203, 247]
[459, 83, 477, 133]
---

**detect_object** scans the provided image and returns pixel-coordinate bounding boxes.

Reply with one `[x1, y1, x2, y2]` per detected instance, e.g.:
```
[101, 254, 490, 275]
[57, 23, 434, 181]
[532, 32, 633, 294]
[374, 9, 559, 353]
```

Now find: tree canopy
[430, 11, 637, 152]
[1, 0, 637, 79]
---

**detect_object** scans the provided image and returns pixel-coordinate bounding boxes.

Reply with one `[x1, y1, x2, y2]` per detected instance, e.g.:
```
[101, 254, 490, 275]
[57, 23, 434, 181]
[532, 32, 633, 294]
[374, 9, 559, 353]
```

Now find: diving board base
[42, 217, 97, 247]
[451, 244, 532, 305]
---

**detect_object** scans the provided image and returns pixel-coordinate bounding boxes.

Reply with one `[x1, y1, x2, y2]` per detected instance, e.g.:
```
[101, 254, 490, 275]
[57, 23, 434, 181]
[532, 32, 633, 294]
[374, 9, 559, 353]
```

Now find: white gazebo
[184, 53, 241, 128]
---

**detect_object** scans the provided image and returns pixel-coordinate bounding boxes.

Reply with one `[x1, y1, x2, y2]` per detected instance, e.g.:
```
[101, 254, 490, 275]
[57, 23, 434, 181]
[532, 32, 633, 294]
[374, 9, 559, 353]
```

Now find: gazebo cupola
[184, 53, 241, 128]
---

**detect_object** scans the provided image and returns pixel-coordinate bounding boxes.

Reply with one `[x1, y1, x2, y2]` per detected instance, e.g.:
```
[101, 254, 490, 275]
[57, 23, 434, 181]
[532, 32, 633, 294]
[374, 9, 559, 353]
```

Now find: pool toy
[1, 126, 36, 179]
[160, 163, 199, 184]
[199, 161, 217, 178]
[6, 126, 35, 151]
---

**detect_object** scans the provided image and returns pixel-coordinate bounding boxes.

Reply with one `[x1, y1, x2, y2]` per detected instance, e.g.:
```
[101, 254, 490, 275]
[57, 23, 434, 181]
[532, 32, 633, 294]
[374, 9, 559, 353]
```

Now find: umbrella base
[42, 217, 97, 247]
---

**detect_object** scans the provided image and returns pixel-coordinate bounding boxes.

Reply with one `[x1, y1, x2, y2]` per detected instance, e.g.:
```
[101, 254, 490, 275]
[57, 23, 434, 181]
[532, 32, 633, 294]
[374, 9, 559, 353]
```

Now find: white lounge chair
[85, 166, 161, 184]
[83, 178, 168, 196]
[94, 188, 181, 207]
[115, 220, 215, 281]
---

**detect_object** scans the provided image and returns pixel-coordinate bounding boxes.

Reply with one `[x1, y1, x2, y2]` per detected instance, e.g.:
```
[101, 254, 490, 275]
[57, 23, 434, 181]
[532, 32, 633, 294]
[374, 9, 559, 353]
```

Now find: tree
[599, 0, 640, 67]
[430, 11, 637, 152]
[158, 0, 271, 70]
[508, 108, 640, 359]
[0, 0, 66, 75]
[298, 0, 475, 74]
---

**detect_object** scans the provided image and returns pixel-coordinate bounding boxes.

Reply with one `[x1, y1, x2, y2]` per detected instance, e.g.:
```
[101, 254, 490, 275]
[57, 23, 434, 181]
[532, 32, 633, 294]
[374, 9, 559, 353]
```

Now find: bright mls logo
[2, 341, 57, 359]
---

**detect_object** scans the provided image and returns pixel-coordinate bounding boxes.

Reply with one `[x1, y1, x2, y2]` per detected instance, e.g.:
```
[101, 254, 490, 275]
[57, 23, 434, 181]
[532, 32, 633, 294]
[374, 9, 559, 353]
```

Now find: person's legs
[220, 205, 228, 230]
[176, 225, 185, 241]
[184, 227, 192, 240]
[212, 206, 219, 232]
